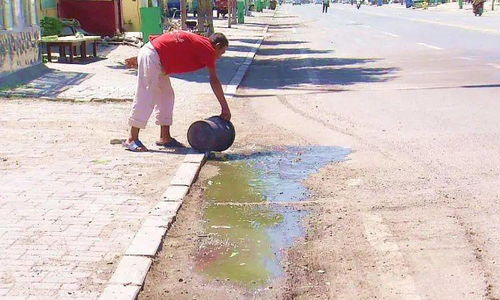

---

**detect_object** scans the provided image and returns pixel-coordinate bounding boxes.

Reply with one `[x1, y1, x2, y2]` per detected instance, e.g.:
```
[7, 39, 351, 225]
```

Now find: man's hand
[220, 108, 231, 121]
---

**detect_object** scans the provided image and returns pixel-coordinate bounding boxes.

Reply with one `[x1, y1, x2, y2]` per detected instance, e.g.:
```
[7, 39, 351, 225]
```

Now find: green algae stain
[205, 161, 266, 204]
[197, 161, 284, 287]
[196, 146, 351, 289]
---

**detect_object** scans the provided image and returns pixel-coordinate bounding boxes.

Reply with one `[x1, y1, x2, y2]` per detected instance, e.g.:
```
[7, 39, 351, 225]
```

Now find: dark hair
[209, 32, 229, 48]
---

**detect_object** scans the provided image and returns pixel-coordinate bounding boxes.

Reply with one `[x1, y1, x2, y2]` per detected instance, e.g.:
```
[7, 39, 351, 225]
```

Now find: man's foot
[123, 139, 148, 152]
[155, 138, 186, 148]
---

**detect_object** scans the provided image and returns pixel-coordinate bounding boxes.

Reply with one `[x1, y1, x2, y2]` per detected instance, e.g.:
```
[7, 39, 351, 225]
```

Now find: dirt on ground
[139, 95, 350, 299]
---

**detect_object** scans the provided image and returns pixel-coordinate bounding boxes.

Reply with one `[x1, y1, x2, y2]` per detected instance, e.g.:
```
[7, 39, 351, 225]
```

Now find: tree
[197, 0, 214, 35]
[181, 0, 187, 30]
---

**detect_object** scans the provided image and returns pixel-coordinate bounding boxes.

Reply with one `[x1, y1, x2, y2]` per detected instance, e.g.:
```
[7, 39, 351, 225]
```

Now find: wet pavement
[195, 146, 350, 288]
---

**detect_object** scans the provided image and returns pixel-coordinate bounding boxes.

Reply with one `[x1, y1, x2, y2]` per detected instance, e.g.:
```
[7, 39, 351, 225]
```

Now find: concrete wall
[0, 0, 41, 81]
[122, 0, 141, 32]
[0, 28, 41, 78]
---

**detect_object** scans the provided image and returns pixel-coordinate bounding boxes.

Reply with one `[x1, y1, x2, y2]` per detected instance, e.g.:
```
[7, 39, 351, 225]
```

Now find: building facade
[0, 0, 41, 80]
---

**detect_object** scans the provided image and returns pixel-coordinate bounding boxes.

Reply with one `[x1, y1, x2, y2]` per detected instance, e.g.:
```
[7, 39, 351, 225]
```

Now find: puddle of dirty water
[196, 146, 350, 289]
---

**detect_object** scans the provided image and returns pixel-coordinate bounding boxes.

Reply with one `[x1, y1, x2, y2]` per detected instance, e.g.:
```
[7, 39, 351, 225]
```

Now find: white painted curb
[225, 9, 278, 99]
[224, 31, 267, 98]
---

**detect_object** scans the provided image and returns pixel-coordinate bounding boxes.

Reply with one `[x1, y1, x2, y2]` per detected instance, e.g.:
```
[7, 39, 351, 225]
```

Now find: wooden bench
[42, 36, 101, 63]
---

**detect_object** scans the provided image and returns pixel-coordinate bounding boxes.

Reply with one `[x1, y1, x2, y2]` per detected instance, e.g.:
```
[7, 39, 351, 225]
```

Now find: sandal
[123, 140, 148, 152]
[155, 138, 186, 148]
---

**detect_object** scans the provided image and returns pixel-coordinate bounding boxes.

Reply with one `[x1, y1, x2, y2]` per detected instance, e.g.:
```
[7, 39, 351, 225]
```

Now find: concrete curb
[225, 9, 278, 99]
[98, 150, 207, 300]
[224, 30, 268, 98]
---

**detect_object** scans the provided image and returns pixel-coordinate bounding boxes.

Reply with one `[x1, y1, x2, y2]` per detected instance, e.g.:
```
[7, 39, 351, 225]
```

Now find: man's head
[209, 33, 229, 59]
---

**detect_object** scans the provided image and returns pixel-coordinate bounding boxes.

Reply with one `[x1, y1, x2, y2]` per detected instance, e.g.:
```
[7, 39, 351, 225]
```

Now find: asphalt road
[238, 4, 500, 299]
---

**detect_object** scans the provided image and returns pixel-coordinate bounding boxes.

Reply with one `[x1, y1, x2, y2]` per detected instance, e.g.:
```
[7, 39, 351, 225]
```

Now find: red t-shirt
[150, 31, 216, 75]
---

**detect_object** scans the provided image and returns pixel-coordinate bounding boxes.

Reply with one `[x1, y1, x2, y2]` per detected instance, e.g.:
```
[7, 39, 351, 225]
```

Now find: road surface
[239, 3, 500, 299]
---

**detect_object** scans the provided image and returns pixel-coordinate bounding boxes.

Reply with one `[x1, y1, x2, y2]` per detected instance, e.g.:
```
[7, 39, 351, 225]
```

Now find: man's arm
[208, 66, 231, 121]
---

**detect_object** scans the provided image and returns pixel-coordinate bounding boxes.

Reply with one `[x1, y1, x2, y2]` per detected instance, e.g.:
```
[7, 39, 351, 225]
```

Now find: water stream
[195, 146, 350, 288]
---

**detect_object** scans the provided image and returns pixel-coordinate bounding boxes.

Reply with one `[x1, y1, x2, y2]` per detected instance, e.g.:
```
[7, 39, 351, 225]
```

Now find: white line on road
[487, 63, 500, 69]
[363, 214, 422, 300]
[458, 57, 474, 61]
[417, 42, 443, 50]
[381, 31, 399, 37]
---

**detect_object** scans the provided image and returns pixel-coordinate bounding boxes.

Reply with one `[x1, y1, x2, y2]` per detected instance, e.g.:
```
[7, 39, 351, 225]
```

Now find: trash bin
[256, 0, 263, 11]
[237, 0, 245, 23]
[140, 7, 163, 42]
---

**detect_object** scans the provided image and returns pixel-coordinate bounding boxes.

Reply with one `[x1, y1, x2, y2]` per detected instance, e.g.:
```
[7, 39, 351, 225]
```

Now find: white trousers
[128, 42, 175, 129]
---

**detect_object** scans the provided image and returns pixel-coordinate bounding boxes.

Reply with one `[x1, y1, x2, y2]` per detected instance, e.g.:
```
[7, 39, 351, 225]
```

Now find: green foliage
[40, 17, 63, 37]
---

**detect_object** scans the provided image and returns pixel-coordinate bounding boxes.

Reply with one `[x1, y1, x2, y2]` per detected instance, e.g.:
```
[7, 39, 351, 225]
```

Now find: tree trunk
[197, 0, 214, 35]
[232, 0, 237, 23]
[492, 0, 495, 11]
[181, 0, 187, 30]
[228, 0, 232, 27]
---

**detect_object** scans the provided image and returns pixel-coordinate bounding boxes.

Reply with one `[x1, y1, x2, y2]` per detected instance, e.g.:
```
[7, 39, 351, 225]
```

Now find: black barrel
[187, 116, 236, 152]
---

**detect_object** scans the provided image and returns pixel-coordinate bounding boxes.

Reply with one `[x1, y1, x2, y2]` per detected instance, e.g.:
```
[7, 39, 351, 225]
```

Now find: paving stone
[141, 215, 175, 228]
[160, 185, 190, 202]
[149, 201, 182, 217]
[99, 284, 141, 300]
[169, 162, 202, 186]
[0, 288, 10, 296]
[183, 152, 207, 163]
[109, 256, 152, 286]
[0, 11, 276, 299]
[124, 226, 167, 257]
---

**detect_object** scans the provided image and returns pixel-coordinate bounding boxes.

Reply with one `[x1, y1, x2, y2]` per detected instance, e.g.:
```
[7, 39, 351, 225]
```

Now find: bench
[41, 36, 101, 63]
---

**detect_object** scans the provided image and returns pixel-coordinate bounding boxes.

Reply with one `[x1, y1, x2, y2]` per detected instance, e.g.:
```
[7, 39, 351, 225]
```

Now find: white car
[292, 0, 301, 4]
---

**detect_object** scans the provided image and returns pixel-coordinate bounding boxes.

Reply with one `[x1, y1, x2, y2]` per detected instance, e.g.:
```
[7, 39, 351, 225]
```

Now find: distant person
[323, 0, 330, 12]
[123, 32, 231, 152]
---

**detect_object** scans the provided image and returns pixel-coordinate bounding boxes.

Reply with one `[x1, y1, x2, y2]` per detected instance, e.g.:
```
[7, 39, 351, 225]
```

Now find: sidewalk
[0, 12, 273, 101]
[0, 10, 274, 299]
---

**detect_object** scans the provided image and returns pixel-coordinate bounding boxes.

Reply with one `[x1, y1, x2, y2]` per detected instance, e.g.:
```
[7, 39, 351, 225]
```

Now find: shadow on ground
[241, 54, 398, 89]
[0, 69, 91, 98]
[172, 41, 339, 85]
[173, 34, 398, 89]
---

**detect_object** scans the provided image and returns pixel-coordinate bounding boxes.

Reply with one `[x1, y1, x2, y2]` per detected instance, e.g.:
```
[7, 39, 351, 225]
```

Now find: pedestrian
[124, 31, 231, 152]
[322, 0, 330, 12]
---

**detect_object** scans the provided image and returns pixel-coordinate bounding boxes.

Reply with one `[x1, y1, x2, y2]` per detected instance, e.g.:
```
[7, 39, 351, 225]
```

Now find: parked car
[314, 0, 322, 3]
[292, 0, 301, 5]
